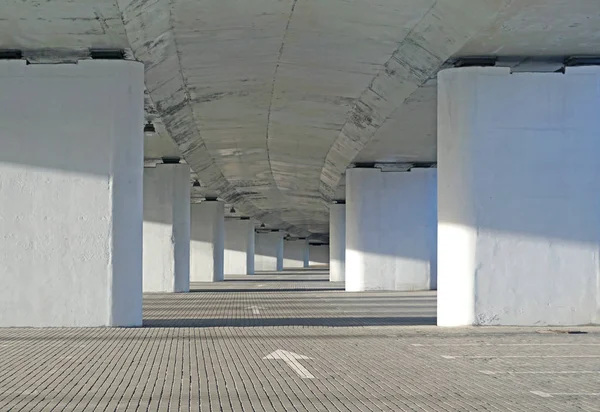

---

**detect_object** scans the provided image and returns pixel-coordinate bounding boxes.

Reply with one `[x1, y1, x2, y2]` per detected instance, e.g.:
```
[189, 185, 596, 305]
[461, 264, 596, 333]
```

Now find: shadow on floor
[223, 279, 328, 283]
[142, 316, 437, 328]
[189, 288, 345, 293]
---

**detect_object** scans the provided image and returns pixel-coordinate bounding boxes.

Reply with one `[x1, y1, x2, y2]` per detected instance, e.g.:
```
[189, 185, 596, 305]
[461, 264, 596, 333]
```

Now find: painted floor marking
[246, 306, 264, 314]
[442, 355, 600, 359]
[531, 391, 600, 398]
[481, 370, 600, 375]
[264, 350, 315, 379]
[412, 343, 600, 347]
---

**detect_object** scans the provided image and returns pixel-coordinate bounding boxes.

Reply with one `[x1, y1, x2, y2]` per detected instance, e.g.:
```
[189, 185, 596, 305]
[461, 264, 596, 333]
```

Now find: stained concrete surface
[0, 270, 599, 411]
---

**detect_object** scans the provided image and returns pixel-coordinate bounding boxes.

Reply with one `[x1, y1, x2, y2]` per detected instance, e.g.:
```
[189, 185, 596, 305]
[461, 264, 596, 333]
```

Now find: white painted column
[346, 167, 437, 292]
[0, 60, 144, 327]
[302, 239, 310, 268]
[329, 204, 346, 281]
[143, 163, 190, 292]
[438, 66, 600, 326]
[190, 201, 225, 282]
[255, 231, 284, 271]
[224, 218, 255, 275]
[309, 244, 330, 267]
[283, 238, 307, 268]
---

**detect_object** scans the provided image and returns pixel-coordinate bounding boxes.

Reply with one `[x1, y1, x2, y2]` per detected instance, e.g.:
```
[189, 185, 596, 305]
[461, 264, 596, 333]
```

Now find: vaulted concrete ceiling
[2, 0, 600, 237]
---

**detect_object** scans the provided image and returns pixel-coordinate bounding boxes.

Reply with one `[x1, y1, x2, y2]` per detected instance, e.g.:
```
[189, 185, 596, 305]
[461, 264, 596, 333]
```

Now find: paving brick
[0, 270, 598, 411]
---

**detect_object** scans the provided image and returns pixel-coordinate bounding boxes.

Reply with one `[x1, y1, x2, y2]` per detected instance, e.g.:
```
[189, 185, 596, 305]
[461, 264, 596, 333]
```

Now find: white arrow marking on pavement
[263, 350, 315, 379]
[246, 306, 263, 315]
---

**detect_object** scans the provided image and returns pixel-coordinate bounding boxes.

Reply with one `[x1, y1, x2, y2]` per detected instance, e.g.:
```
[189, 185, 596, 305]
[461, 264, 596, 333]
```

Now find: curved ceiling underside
[2, 0, 600, 237]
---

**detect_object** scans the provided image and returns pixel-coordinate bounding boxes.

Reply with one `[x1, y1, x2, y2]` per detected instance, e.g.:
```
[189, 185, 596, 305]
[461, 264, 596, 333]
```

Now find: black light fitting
[89, 48, 125, 60]
[162, 156, 180, 164]
[260, 223, 266, 228]
[0, 49, 23, 60]
[230, 206, 236, 213]
[564, 56, 600, 67]
[192, 180, 201, 187]
[453, 57, 497, 68]
[144, 122, 156, 133]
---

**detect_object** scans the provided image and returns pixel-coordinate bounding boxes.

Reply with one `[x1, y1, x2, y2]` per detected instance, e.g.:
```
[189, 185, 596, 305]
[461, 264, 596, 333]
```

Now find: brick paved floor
[1, 269, 599, 411]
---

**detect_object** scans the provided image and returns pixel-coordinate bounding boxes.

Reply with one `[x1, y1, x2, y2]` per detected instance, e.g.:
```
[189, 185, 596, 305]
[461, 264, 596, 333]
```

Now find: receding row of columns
[330, 66, 600, 327]
[143, 165, 329, 292]
[1, 61, 599, 327]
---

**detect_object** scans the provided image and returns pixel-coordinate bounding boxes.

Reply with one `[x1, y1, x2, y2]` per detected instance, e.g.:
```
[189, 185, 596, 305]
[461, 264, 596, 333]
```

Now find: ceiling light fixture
[89, 48, 125, 60]
[260, 223, 266, 228]
[193, 181, 201, 187]
[162, 156, 180, 164]
[144, 122, 156, 133]
[230, 207, 236, 213]
[0, 49, 22, 60]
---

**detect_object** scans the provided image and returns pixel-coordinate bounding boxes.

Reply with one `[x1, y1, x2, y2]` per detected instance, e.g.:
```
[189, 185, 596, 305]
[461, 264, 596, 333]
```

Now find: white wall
[0, 60, 144, 326]
[255, 232, 284, 271]
[329, 204, 346, 281]
[309, 244, 330, 267]
[224, 219, 255, 275]
[438, 66, 600, 326]
[346, 167, 437, 292]
[190, 201, 224, 282]
[143, 164, 190, 292]
[283, 239, 308, 268]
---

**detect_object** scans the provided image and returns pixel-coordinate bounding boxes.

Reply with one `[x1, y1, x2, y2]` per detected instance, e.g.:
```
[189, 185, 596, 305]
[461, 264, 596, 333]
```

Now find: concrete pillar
[438, 66, 600, 326]
[0, 60, 144, 326]
[283, 238, 308, 268]
[309, 244, 330, 267]
[302, 240, 310, 268]
[329, 204, 346, 281]
[255, 231, 284, 271]
[346, 167, 437, 292]
[143, 163, 190, 292]
[224, 219, 255, 275]
[190, 201, 224, 282]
